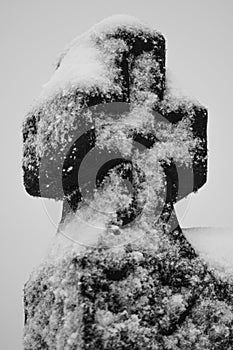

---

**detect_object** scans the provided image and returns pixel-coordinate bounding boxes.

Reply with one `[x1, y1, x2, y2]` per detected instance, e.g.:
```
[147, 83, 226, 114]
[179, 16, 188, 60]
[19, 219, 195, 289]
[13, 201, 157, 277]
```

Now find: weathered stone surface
[22, 16, 207, 206]
[22, 15, 226, 350]
[24, 231, 233, 350]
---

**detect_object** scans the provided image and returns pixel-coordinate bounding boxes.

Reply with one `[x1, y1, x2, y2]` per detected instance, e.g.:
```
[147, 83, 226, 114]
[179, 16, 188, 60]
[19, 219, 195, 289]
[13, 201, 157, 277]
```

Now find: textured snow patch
[184, 227, 233, 276]
[37, 14, 159, 104]
[77, 14, 154, 39]
[39, 39, 113, 102]
[57, 14, 155, 62]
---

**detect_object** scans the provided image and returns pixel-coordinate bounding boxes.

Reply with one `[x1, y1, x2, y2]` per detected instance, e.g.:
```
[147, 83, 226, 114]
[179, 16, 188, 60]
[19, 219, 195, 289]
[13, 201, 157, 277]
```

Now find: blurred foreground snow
[184, 227, 233, 276]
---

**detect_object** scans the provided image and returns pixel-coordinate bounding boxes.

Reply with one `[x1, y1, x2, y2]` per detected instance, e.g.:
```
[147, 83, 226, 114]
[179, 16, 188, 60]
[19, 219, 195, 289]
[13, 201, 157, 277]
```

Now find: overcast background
[1, 1, 233, 349]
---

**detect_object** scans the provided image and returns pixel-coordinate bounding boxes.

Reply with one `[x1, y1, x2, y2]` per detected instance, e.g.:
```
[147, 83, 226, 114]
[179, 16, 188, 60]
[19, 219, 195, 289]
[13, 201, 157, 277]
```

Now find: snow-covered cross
[22, 15, 207, 253]
[23, 16, 233, 350]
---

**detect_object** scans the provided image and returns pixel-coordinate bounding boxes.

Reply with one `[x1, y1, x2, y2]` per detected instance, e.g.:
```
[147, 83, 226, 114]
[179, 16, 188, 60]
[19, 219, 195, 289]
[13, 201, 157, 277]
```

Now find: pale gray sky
[1, 1, 233, 349]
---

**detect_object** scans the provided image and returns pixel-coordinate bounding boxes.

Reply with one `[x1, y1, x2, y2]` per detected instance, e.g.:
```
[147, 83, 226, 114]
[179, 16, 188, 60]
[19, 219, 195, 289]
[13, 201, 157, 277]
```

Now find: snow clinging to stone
[37, 15, 160, 104]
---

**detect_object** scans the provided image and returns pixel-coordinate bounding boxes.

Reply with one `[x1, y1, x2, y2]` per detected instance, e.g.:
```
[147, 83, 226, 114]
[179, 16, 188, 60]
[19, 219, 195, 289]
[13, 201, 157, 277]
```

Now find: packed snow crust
[38, 15, 161, 104]
[56, 14, 158, 66]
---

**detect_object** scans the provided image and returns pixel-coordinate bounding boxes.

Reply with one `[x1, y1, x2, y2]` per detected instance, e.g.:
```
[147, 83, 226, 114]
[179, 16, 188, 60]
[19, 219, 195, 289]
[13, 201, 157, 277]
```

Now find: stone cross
[23, 17, 233, 350]
[22, 16, 207, 255]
